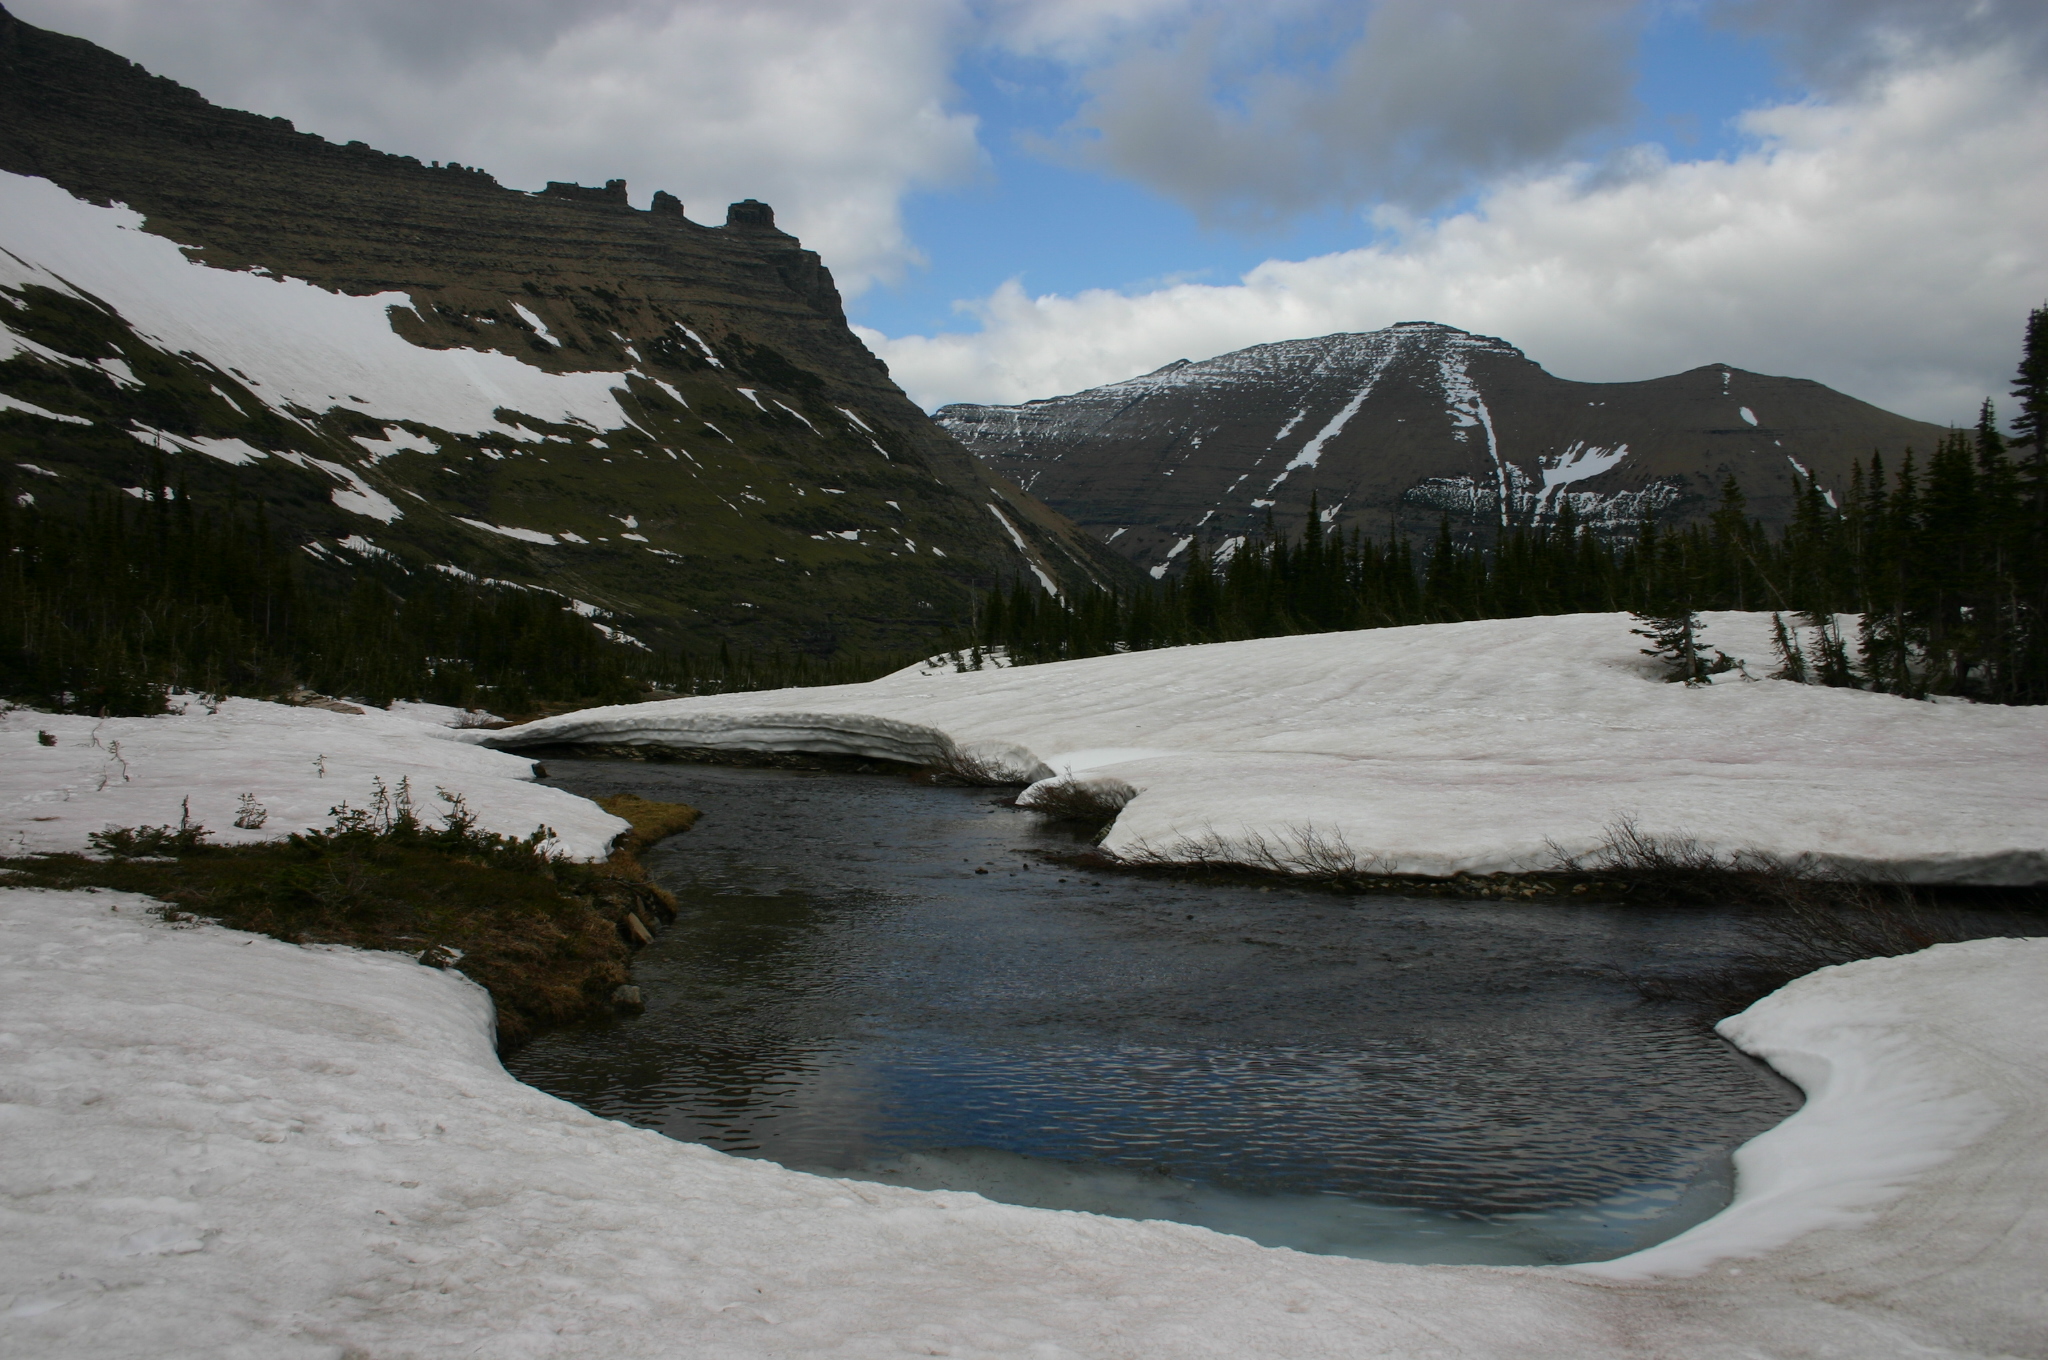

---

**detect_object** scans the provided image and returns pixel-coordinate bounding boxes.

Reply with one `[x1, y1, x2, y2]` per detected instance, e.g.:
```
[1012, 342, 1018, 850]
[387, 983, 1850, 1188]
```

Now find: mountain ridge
[937, 321, 1950, 576]
[0, 3, 1128, 664]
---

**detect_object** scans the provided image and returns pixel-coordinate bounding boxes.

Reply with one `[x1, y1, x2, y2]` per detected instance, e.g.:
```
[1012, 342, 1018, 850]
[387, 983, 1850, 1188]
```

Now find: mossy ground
[0, 793, 700, 1050]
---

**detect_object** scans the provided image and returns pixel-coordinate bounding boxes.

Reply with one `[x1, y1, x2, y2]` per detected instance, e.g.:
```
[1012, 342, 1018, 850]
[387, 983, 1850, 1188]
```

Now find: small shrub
[1020, 776, 1136, 834]
[1119, 823, 1381, 882]
[921, 744, 1033, 787]
[89, 796, 211, 856]
[1566, 815, 2042, 1018]
[233, 793, 269, 830]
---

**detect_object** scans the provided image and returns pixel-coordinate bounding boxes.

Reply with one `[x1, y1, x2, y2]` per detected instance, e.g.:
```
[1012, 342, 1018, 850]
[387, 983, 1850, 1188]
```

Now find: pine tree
[2014, 303, 2048, 508]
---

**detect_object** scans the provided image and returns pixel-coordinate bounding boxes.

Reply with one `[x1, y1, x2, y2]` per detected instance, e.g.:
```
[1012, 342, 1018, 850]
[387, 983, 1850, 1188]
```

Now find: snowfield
[2, 889, 2041, 1357]
[4, 613, 2045, 1354]
[1, 697, 627, 861]
[478, 612, 2048, 885]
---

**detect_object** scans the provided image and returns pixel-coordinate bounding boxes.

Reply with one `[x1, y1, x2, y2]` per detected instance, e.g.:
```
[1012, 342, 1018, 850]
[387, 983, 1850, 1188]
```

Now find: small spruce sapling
[1632, 609, 1739, 684]
[1770, 613, 1808, 683]
[233, 793, 269, 830]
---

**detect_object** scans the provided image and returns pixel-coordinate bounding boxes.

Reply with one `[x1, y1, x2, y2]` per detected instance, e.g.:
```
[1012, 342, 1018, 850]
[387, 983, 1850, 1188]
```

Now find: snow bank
[2, 890, 2040, 1356]
[0, 698, 625, 861]
[480, 613, 2048, 884]
[0, 172, 633, 437]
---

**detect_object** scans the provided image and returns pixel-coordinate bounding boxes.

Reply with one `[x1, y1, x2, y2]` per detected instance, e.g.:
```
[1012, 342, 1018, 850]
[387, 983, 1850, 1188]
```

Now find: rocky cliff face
[938, 322, 1949, 577]
[0, 5, 1125, 657]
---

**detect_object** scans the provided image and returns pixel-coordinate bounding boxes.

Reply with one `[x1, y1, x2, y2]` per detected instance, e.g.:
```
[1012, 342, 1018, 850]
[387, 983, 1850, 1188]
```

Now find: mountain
[0, 5, 1125, 663]
[936, 323, 1951, 577]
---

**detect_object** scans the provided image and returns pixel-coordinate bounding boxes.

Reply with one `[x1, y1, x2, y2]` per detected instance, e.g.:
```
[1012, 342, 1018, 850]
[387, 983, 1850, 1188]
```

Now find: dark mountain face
[937, 322, 1950, 577]
[0, 5, 1126, 658]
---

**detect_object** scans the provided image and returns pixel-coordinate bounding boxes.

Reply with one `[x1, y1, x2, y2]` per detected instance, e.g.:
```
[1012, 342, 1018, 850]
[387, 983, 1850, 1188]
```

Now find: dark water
[508, 759, 1801, 1266]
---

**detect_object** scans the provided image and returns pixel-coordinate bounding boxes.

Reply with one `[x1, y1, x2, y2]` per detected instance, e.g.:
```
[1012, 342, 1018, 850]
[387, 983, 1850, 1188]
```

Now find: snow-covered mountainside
[5, 887, 2042, 1356]
[936, 323, 1947, 577]
[478, 613, 2048, 885]
[0, 8, 1121, 657]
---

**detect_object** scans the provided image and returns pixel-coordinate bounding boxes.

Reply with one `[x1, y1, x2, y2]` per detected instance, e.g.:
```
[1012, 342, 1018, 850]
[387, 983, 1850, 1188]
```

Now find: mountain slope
[936, 323, 1950, 576]
[0, 5, 1124, 662]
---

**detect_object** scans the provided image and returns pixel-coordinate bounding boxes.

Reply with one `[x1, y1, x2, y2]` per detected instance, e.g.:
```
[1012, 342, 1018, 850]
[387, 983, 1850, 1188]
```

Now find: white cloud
[1046, 0, 1641, 224]
[865, 49, 2048, 427]
[11, 0, 981, 295]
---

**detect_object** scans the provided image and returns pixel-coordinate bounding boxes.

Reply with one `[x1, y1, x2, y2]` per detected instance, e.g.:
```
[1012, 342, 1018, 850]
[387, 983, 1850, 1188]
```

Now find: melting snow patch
[1267, 356, 1393, 492]
[455, 517, 556, 545]
[675, 324, 723, 367]
[509, 302, 558, 347]
[282, 454, 403, 524]
[1785, 455, 1838, 509]
[735, 387, 767, 412]
[353, 428, 438, 461]
[835, 405, 874, 433]
[1740, 406, 1759, 426]
[337, 534, 401, 564]
[774, 400, 817, 431]
[0, 172, 641, 436]
[1438, 340, 1507, 525]
[1148, 535, 1196, 579]
[0, 393, 91, 424]
[1534, 442, 1631, 517]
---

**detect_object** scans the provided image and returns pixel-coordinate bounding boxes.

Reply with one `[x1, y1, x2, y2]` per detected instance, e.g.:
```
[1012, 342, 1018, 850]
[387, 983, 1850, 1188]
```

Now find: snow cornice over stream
[479, 612, 2048, 886]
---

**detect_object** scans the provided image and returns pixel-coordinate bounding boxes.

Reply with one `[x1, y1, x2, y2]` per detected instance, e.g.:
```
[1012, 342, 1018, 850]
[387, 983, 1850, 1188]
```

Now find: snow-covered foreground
[2, 888, 2041, 1357]
[1, 698, 627, 861]
[480, 613, 2048, 885]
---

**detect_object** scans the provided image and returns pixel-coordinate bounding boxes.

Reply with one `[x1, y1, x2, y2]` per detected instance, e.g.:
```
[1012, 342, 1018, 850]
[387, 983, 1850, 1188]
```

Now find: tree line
[974, 308, 2048, 705]
[0, 456, 896, 717]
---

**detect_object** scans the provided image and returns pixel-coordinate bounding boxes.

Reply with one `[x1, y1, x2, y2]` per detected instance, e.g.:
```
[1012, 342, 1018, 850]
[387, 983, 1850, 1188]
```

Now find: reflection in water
[508, 761, 1800, 1266]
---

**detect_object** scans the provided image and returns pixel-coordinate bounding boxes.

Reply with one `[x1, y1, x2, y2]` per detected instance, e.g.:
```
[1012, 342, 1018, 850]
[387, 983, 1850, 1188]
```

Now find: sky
[15, 0, 2048, 426]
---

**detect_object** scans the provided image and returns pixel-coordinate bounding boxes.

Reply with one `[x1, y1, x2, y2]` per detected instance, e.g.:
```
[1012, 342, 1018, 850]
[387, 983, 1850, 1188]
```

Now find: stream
[507, 758, 1801, 1267]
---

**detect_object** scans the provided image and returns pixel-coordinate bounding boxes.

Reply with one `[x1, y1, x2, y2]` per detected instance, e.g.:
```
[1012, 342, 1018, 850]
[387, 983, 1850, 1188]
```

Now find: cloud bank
[13, 0, 980, 295]
[865, 49, 2048, 426]
[1041, 0, 1642, 225]
[17, 2, 2045, 427]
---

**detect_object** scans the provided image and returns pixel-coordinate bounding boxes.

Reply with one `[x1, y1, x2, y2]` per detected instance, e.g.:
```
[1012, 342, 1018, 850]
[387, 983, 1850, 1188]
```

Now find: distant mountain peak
[937, 327, 1943, 577]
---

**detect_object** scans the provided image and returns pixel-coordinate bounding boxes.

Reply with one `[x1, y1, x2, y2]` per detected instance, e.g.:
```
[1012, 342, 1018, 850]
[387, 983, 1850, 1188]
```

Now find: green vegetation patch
[0, 784, 696, 1049]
